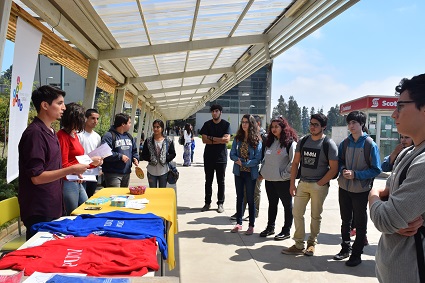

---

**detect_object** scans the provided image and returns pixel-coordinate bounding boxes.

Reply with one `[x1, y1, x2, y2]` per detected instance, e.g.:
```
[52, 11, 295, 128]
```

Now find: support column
[114, 88, 125, 117]
[0, 0, 12, 70]
[136, 104, 146, 143]
[129, 95, 138, 134]
[83, 59, 100, 110]
[144, 110, 152, 138]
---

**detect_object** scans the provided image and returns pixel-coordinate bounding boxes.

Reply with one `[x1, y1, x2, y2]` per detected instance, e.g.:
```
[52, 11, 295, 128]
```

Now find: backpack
[395, 145, 425, 283]
[295, 135, 337, 180]
[340, 136, 374, 187]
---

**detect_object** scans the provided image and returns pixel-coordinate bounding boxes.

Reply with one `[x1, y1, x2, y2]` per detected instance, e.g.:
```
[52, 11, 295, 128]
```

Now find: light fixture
[239, 52, 251, 62]
[284, 0, 308, 18]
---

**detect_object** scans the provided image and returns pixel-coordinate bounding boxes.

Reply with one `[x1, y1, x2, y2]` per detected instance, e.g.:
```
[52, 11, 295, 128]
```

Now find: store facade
[340, 95, 398, 161]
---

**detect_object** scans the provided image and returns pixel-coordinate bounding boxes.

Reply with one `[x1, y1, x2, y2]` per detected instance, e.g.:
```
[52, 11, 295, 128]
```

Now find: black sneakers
[274, 231, 290, 241]
[201, 204, 211, 212]
[259, 226, 275, 237]
[346, 254, 362, 267]
[333, 249, 350, 260]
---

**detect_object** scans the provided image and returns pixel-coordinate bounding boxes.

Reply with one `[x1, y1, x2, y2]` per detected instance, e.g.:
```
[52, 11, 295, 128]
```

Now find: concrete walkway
[131, 136, 381, 283]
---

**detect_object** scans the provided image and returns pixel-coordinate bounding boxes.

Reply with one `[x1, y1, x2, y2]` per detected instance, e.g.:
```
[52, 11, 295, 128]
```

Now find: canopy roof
[9, 0, 358, 120]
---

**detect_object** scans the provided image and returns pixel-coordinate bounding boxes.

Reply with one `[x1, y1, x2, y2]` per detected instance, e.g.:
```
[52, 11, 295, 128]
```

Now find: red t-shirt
[0, 235, 159, 276]
[57, 129, 85, 168]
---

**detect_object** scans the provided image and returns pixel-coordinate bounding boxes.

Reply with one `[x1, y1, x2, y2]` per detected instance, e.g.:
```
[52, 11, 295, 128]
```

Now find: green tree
[286, 96, 302, 133]
[310, 107, 315, 117]
[272, 95, 287, 118]
[95, 91, 115, 137]
[326, 104, 345, 134]
[301, 106, 309, 134]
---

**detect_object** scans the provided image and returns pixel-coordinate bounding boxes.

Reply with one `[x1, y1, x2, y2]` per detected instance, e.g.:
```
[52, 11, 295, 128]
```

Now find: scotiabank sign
[340, 96, 398, 114]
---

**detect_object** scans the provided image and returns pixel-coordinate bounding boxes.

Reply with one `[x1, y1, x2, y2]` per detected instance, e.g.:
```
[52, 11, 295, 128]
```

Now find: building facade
[195, 63, 272, 134]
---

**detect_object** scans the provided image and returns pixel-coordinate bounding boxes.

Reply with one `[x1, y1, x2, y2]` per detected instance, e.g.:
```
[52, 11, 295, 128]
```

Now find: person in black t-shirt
[199, 104, 231, 213]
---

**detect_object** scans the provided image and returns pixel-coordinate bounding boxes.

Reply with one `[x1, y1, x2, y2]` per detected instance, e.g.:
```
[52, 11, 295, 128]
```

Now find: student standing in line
[282, 113, 338, 257]
[183, 123, 193, 166]
[57, 103, 103, 215]
[141, 119, 176, 188]
[370, 74, 425, 283]
[101, 113, 139, 187]
[77, 109, 101, 197]
[199, 104, 231, 213]
[333, 111, 381, 266]
[18, 86, 89, 239]
[259, 116, 297, 240]
[230, 114, 262, 235]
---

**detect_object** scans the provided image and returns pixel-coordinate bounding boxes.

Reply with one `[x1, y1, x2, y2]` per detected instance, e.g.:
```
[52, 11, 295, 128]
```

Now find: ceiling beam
[99, 34, 268, 60]
[148, 92, 207, 103]
[21, 0, 99, 59]
[139, 83, 218, 96]
[128, 67, 234, 84]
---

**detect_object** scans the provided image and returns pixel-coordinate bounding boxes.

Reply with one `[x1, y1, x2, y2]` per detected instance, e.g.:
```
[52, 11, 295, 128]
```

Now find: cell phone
[84, 206, 102, 210]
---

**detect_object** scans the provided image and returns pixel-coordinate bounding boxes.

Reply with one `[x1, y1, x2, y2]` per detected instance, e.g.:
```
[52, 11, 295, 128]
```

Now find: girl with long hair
[230, 114, 262, 235]
[259, 116, 298, 240]
[57, 102, 102, 215]
[183, 123, 193, 166]
[141, 119, 176, 187]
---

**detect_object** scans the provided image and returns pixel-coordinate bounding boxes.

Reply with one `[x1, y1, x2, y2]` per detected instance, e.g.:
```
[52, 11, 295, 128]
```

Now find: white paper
[66, 175, 97, 182]
[88, 143, 113, 158]
[75, 154, 93, 165]
[24, 272, 86, 283]
[126, 199, 149, 210]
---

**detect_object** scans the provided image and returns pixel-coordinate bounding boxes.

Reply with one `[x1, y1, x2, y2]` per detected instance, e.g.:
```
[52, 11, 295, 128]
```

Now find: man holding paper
[18, 86, 90, 240]
[78, 109, 102, 197]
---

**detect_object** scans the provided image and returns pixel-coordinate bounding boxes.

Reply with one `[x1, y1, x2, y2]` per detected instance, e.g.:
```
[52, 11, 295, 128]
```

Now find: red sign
[340, 96, 398, 114]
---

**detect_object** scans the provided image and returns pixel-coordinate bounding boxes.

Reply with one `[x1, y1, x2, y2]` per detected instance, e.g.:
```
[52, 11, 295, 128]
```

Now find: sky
[2, 0, 425, 114]
[271, 0, 425, 113]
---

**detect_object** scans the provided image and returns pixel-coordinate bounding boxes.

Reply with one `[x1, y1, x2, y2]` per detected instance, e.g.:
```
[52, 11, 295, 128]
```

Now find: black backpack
[294, 135, 337, 180]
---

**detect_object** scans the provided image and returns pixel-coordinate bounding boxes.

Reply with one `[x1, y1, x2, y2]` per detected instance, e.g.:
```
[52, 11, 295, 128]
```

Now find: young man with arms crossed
[370, 74, 425, 283]
[18, 85, 89, 240]
[333, 110, 381, 266]
[77, 109, 101, 197]
[282, 113, 338, 256]
[199, 104, 231, 213]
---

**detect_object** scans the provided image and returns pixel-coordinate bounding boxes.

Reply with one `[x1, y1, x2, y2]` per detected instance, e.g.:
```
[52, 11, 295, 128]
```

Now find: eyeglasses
[309, 122, 321, 128]
[396, 100, 415, 112]
[241, 121, 249, 124]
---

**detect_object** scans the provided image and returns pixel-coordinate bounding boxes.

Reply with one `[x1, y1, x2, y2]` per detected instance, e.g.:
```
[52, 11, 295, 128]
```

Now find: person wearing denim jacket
[229, 114, 262, 235]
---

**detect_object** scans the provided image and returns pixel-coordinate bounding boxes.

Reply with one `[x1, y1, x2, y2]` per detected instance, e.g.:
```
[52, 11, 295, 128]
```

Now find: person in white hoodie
[259, 116, 298, 240]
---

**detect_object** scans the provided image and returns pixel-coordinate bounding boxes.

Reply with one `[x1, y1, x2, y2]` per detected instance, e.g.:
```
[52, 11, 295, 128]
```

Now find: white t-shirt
[77, 130, 101, 175]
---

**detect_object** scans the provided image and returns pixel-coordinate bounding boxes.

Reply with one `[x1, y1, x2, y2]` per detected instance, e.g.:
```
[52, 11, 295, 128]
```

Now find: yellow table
[71, 188, 177, 272]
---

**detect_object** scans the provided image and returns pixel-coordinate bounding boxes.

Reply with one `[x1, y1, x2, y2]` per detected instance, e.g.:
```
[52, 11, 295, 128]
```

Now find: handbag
[167, 162, 179, 184]
[178, 135, 185, 145]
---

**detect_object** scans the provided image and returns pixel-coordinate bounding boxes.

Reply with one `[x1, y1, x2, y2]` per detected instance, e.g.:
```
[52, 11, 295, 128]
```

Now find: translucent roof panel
[213, 46, 248, 68]
[186, 50, 219, 72]
[162, 79, 183, 88]
[155, 52, 187, 74]
[202, 74, 222, 84]
[141, 0, 195, 44]
[183, 77, 204, 86]
[129, 57, 158, 76]
[89, 0, 150, 48]
[193, 0, 247, 40]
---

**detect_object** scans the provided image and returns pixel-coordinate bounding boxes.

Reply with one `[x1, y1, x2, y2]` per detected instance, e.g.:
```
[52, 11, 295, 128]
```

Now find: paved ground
[131, 136, 382, 283]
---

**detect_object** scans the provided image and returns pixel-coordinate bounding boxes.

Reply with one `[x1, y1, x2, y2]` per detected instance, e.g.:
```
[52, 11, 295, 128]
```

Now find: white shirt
[77, 130, 101, 175]
[184, 130, 192, 144]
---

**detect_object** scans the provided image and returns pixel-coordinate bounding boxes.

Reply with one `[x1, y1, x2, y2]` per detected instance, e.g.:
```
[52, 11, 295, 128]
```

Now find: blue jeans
[147, 172, 168, 188]
[63, 180, 88, 215]
[234, 171, 256, 227]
